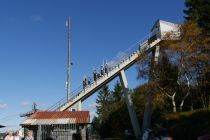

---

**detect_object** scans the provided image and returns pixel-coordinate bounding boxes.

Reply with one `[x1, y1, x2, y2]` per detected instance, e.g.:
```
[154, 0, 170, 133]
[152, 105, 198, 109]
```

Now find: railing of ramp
[47, 29, 161, 111]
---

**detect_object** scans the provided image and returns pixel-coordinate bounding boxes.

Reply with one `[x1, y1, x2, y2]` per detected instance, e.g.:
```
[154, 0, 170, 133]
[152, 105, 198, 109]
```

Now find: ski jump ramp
[48, 20, 179, 112]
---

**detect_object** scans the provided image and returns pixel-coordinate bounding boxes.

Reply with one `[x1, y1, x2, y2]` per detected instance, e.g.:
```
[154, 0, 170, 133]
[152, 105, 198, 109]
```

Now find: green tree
[91, 117, 100, 136]
[112, 81, 123, 102]
[96, 84, 112, 121]
[94, 85, 113, 137]
[184, 0, 210, 33]
[93, 82, 135, 138]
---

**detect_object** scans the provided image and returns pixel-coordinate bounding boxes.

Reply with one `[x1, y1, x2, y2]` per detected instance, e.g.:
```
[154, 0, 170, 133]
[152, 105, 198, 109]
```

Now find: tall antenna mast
[67, 16, 70, 101]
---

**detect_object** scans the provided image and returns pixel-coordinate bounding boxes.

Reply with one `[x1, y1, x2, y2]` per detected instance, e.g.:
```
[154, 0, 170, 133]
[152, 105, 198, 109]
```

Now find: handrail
[47, 29, 161, 111]
[47, 96, 66, 111]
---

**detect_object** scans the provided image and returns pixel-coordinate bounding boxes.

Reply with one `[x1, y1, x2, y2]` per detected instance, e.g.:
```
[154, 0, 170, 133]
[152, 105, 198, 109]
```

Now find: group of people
[4, 131, 33, 140]
[93, 64, 109, 82]
[83, 64, 109, 89]
[82, 77, 91, 89]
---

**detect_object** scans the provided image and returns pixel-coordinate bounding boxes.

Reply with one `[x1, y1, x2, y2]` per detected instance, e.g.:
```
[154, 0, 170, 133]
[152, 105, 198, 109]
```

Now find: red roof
[22, 111, 90, 125]
[30, 111, 89, 119]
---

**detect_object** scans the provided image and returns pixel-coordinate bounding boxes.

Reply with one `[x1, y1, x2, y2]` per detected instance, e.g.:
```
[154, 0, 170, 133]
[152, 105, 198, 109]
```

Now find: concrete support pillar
[142, 46, 160, 132]
[119, 70, 141, 140]
[77, 100, 82, 111]
[154, 46, 160, 64]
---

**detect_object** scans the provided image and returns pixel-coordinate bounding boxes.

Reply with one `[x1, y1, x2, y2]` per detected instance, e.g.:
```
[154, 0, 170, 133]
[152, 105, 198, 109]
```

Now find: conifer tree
[112, 81, 123, 102]
[184, 0, 210, 33]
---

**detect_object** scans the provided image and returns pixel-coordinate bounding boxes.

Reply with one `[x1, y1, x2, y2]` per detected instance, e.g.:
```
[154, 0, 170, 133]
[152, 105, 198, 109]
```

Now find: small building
[21, 111, 90, 140]
[150, 19, 180, 40]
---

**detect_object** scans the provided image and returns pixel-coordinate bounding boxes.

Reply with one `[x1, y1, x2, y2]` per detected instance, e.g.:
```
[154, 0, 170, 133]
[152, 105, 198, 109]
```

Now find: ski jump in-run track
[47, 19, 180, 139]
[48, 19, 179, 112]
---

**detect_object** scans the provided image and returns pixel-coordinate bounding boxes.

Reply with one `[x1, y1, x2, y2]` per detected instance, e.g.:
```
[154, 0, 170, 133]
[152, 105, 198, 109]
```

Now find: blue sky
[0, 0, 184, 131]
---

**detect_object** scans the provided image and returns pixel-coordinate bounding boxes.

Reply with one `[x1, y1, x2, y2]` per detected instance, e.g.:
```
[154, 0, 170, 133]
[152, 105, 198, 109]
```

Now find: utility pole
[67, 16, 71, 101]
